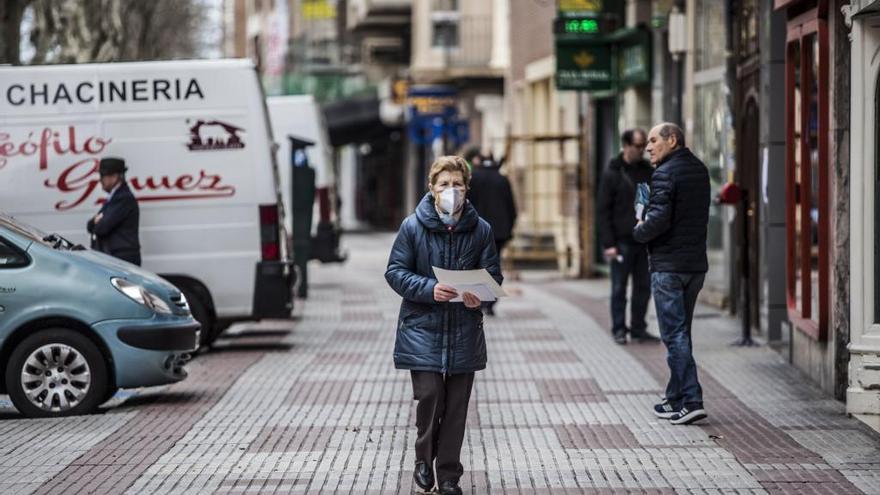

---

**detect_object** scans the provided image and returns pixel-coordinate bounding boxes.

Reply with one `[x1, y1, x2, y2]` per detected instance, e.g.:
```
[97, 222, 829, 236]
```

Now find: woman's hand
[434, 283, 458, 302]
[462, 291, 481, 309]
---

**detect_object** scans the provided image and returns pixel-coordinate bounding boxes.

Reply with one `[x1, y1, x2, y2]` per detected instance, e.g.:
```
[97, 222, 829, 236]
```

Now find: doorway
[737, 98, 762, 329]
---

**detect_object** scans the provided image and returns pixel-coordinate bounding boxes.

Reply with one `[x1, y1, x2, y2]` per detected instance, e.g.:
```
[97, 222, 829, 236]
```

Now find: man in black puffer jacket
[633, 123, 710, 426]
[597, 128, 657, 345]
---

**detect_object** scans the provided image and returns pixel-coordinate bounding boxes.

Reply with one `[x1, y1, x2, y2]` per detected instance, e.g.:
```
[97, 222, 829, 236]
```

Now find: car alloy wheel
[20, 343, 92, 413]
[5, 328, 108, 418]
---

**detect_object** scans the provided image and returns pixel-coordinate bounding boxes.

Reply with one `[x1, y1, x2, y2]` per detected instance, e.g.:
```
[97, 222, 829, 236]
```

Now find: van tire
[181, 287, 214, 349]
[5, 329, 108, 418]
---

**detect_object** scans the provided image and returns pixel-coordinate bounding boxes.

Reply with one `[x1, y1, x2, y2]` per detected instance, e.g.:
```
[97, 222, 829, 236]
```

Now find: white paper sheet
[432, 267, 507, 302]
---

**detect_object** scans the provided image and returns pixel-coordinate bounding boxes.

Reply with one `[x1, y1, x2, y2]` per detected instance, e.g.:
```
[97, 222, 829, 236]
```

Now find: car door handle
[0, 305, 5, 313]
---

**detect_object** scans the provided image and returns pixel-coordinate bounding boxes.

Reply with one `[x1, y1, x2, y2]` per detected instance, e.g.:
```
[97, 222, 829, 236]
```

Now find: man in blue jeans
[633, 123, 710, 425]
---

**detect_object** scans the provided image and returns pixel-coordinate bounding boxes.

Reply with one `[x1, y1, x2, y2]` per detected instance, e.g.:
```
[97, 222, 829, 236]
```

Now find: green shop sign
[555, 42, 613, 91]
[554, 26, 652, 92]
[615, 28, 652, 87]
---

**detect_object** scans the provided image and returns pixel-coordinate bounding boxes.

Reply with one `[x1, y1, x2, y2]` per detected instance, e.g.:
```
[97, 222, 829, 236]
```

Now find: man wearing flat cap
[86, 157, 141, 265]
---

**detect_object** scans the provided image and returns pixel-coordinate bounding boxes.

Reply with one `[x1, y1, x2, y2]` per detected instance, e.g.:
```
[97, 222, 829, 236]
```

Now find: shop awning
[322, 97, 393, 147]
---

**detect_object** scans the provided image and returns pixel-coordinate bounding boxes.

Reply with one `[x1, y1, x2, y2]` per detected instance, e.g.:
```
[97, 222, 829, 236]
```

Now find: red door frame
[783, 6, 830, 340]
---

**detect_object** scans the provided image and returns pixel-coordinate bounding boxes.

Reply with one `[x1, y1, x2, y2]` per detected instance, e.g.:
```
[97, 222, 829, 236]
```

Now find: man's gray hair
[657, 123, 685, 148]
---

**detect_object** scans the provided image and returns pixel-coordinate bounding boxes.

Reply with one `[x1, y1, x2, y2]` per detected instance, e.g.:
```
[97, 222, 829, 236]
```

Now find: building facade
[844, 0, 880, 431]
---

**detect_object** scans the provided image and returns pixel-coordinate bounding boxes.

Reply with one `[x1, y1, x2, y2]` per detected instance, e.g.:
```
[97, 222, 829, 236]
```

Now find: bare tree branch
[20, 0, 209, 65]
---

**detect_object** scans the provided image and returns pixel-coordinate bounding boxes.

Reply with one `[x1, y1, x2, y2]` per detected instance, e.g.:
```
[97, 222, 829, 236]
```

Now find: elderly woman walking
[385, 155, 502, 495]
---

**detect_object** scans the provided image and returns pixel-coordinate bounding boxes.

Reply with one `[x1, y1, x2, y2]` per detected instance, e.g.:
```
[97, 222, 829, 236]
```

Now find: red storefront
[774, 0, 851, 398]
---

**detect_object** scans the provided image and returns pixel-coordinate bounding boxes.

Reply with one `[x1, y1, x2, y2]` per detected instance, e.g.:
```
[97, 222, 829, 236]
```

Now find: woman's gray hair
[657, 123, 685, 147]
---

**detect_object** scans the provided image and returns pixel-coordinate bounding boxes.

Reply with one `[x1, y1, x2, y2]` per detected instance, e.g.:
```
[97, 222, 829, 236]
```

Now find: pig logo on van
[186, 120, 245, 151]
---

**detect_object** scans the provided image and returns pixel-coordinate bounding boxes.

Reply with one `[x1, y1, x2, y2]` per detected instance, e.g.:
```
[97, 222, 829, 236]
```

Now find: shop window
[693, 82, 728, 250]
[432, 0, 460, 48]
[695, 0, 726, 71]
[785, 14, 829, 339]
[738, 0, 759, 61]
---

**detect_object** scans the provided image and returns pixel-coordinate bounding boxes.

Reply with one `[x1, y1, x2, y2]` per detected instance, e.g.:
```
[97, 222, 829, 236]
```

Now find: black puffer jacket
[385, 193, 502, 374]
[632, 147, 710, 273]
[597, 154, 654, 249]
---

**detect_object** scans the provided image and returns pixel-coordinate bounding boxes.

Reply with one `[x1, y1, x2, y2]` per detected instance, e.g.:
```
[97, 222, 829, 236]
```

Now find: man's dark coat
[633, 147, 710, 273]
[87, 181, 141, 265]
[597, 153, 654, 249]
[468, 166, 517, 242]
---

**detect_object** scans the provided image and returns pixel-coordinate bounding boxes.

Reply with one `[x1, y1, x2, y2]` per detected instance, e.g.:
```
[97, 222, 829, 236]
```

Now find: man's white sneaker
[669, 407, 707, 425]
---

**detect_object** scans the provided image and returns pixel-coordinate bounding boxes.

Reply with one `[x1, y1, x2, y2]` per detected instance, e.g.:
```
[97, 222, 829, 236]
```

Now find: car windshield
[0, 213, 83, 250]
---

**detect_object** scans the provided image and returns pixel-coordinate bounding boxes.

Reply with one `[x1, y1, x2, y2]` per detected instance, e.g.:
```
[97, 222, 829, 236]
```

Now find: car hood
[66, 249, 180, 296]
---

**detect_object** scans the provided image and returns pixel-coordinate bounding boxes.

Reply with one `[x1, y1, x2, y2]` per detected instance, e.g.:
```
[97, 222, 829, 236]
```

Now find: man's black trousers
[610, 241, 651, 334]
[410, 371, 475, 483]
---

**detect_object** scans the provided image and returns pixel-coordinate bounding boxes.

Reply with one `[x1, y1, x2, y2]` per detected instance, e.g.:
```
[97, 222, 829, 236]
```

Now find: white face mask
[438, 187, 463, 215]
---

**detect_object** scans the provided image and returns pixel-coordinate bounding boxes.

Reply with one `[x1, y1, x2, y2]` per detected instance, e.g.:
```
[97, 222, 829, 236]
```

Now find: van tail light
[259, 204, 280, 261]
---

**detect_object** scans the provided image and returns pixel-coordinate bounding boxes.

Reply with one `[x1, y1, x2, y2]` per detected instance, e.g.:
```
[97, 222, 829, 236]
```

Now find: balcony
[347, 0, 412, 31]
[411, 14, 503, 82]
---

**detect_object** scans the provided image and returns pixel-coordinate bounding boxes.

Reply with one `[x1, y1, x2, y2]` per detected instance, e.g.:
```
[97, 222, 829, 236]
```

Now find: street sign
[406, 86, 468, 147]
[555, 41, 613, 91]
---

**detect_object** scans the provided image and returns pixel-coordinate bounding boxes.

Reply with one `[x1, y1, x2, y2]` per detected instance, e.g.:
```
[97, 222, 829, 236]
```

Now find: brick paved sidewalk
[0, 232, 878, 494]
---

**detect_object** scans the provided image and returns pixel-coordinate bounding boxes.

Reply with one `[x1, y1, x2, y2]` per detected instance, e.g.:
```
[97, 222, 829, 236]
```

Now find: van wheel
[181, 288, 214, 349]
[5, 329, 107, 418]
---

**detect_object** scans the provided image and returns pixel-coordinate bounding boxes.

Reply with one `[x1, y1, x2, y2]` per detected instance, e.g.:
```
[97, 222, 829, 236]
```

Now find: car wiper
[42, 233, 79, 250]
[42, 233, 64, 249]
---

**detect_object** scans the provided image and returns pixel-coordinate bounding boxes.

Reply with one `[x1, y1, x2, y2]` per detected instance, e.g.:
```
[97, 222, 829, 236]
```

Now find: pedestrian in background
[633, 123, 710, 425]
[463, 146, 482, 170]
[597, 128, 658, 345]
[86, 157, 141, 266]
[385, 155, 502, 495]
[467, 151, 517, 316]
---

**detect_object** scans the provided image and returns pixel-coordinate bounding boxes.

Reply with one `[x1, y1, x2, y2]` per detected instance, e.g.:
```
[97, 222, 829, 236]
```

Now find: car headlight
[111, 278, 173, 314]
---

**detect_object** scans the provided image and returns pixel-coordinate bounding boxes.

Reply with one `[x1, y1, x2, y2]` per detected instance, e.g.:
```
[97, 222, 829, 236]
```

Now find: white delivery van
[0, 59, 293, 346]
[267, 95, 333, 236]
[267, 95, 345, 271]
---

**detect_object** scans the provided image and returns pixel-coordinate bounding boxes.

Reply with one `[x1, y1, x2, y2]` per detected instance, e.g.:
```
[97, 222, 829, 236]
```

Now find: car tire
[5, 329, 108, 418]
[181, 287, 214, 349]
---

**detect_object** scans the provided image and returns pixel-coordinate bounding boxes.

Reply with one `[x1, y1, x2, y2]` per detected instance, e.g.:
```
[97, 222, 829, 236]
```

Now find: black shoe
[631, 331, 661, 343]
[613, 330, 627, 345]
[653, 398, 678, 419]
[413, 461, 434, 491]
[439, 480, 463, 495]
[670, 406, 707, 425]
